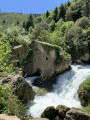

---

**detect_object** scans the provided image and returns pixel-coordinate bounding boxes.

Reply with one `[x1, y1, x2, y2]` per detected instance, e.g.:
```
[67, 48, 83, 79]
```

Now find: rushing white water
[26, 64, 90, 118]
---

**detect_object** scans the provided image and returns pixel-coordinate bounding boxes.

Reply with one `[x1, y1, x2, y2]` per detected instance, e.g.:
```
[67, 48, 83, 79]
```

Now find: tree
[34, 16, 42, 24]
[81, 0, 90, 17]
[22, 21, 26, 28]
[25, 14, 34, 31]
[46, 10, 49, 18]
[53, 7, 58, 22]
[67, 1, 71, 7]
[48, 20, 55, 31]
[65, 1, 82, 22]
[16, 20, 20, 26]
[0, 36, 13, 75]
[59, 4, 66, 20]
[31, 21, 48, 39]
[3, 20, 6, 24]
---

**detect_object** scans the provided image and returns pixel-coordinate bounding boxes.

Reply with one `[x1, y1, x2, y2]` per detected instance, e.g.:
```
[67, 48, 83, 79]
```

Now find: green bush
[0, 85, 32, 120]
[81, 78, 90, 96]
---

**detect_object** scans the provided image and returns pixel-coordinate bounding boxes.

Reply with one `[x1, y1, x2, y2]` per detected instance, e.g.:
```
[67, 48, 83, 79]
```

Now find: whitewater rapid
[26, 64, 90, 118]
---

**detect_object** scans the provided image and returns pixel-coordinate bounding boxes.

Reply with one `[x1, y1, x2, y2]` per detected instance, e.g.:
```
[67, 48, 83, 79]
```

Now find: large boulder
[41, 106, 57, 120]
[65, 109, 90, 120]
[2, 74, 36, 102]
[0, 114, 20, 120]
[56, 105, 70, 120]
[78, 78, 90, 107]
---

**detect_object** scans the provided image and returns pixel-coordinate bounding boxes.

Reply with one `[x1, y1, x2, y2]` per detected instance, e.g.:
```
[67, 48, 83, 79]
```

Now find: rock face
[75, 53, 90, 63]
[78, 85, 89, 107]
[24, 41, 71, 80]
[80, 53, 90, 62]
[0, 114, 20, 120]
[65, 109, 90, 120]
[41, 106, 57, 120]
[78, 78, 90, 107]
[2, 74, 36, 102]
[56, 105, 70, 119]
[41, 106, 90, 120]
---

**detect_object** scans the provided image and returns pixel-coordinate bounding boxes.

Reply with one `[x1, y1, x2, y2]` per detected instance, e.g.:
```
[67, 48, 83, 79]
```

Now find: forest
[0, 0, 90, 119]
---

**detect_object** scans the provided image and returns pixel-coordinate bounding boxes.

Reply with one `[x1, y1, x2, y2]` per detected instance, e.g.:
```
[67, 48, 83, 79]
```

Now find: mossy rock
[37, 88, 48, 96]
[82, 105, 90, 116]
[78, 78, 90, 107]
[41, 106, 57, 120]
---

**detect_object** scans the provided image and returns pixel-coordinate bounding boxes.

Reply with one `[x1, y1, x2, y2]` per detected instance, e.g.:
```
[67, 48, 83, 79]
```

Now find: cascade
[26, 64, 90, 118]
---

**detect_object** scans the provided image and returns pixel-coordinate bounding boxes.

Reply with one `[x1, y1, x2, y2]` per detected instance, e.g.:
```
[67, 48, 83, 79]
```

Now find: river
[26, 64, 90, 118]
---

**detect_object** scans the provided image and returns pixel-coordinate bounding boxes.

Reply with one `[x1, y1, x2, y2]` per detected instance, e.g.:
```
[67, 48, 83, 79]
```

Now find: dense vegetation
[0, 0, 90, 76]
[0, 0, 90, 118]
[78, 78, 90, 107]
[0, 85, 32, 119]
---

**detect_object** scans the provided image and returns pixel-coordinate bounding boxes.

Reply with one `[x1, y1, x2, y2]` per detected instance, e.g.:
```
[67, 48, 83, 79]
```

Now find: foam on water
[26, 64, 90, 118]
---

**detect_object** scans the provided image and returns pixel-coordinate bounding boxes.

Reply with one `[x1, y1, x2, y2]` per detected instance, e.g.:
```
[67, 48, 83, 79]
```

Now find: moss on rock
[78, 78, 90, 107]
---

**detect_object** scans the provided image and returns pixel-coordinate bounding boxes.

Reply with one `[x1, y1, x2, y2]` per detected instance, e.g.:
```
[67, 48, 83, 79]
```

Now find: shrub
[0, 85, 32, 120]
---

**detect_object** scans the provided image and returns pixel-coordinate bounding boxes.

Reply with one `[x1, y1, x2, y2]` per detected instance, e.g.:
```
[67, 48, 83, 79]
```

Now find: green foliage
[46, 10, 49, 18]
[81, 78, 90, 96]
[2, 25, 31, 46]
[0, 13, 40, 30]
[25, 14, 34, 31]
[48, 20, 55, 31]
[37, 30, 51, 42]
[59, 4, 66, 20]
[0, 36, 14, 76]
[31, 21, 48, 40]
[0, 85, 32, 120]
[34, 16, 42, 24]
[65, 16, 90, 60]
[81, 0, 90, 17]
[0, 25, 32, 76]
[65, 0, 82, 21]
[53, 7, 58, 22]
[82, 105, 90, 115]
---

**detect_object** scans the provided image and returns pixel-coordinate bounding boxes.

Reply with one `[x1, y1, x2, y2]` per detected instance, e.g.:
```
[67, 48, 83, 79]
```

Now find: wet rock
[56, 105, 70, 120]
[41, 106, 57, 120]
[65, 109, 90, 120]
[32, 77, 42, 87]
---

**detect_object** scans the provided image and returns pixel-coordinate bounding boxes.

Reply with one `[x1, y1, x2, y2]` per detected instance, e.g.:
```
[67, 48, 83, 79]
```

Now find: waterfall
[26, 64, 90, 118]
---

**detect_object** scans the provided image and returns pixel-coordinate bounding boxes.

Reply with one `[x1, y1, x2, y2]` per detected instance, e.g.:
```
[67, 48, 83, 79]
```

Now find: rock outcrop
[24, 41, 71, 80]
[78, 78, 90, 107]
[0, 114, 20, 120]
[41, 105, 90, 120]
[75, 53, 90, 64]
[2, 74, 36, 102]
[41, 106, 57, 120]
[65, 109, 90, 120]
[56, 105, 70, 119]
